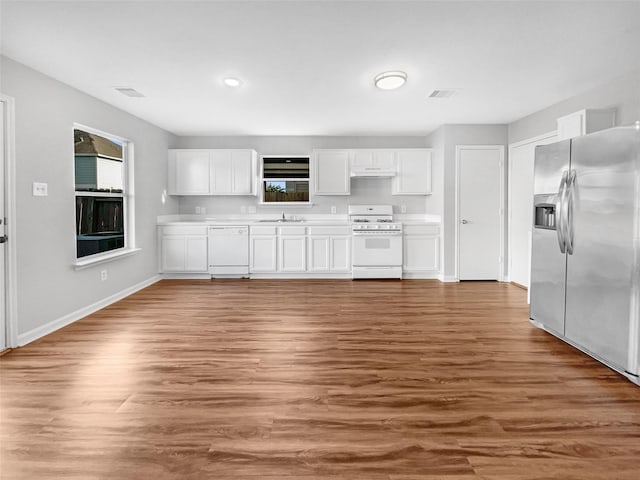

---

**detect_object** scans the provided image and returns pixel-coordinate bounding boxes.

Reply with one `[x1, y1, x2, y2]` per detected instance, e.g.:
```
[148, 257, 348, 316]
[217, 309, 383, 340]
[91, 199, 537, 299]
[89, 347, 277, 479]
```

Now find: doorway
[1, 94, 16, 351]
[455, 145, 505, 281]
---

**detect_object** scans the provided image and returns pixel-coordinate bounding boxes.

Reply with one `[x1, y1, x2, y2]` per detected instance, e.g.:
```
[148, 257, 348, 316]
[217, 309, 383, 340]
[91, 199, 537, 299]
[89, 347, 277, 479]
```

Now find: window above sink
[261, 156, 310, 204]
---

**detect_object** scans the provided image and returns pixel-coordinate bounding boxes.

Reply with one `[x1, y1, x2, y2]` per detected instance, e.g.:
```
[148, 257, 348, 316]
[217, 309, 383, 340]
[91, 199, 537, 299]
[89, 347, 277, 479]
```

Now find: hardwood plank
[1, 279, 639, 479]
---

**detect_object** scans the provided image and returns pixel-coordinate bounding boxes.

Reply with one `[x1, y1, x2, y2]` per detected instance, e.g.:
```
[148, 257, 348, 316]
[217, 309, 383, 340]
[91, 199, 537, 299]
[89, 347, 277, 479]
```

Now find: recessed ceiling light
[113, 87, 145, 97]
[374, 71, 407, 90]
[223, 77, 242, 87]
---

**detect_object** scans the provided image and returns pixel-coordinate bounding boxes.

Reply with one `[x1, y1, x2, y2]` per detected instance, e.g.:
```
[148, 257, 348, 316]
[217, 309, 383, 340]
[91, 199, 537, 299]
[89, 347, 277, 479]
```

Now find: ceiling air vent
[428, 89, 459, 99]
[114, 87, 145, 98]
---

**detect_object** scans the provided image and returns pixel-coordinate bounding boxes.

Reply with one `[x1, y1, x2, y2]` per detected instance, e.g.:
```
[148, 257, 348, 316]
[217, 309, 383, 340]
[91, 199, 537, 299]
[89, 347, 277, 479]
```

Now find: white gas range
[349, 205, 403, 279]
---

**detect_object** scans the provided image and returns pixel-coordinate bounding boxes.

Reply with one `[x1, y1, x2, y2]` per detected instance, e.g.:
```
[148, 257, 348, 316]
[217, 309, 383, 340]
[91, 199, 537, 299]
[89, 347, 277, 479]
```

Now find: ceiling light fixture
[374, 71, 407, 90]
[223, 77, 242, 87]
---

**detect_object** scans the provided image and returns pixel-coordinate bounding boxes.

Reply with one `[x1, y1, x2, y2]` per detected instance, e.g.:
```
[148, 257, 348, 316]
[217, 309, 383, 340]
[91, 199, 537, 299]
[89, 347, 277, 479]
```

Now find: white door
[0, 100, 6, 350]
[308, 236, 330, 272]
[231, 150, 253, 194]
[279, 236, 307, 272]
[509, 134, 557, 288]
[314, 150, 350, 195]
[250, 236, 277, 272]
[210, 150, 233, 194]
[457, 146, 503, 280]
[329, 236, 351, 272]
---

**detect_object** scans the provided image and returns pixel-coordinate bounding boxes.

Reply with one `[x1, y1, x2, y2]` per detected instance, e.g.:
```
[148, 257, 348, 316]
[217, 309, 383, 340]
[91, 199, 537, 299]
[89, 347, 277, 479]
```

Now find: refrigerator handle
[565, 169, 577, 255]
[555, 171, 568, 254]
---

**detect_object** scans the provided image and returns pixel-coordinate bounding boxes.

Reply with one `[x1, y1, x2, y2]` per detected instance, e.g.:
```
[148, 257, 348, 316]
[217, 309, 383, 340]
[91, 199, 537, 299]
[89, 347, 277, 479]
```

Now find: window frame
[259, 154, 312, 206]
[72, 124, 138, 268]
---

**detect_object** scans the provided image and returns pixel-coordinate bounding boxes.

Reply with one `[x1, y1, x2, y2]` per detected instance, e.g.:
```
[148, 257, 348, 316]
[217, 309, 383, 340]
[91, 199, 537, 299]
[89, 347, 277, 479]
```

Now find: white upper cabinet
[556, 108, 616, 141]
[169, 150, 211, 195]
[351, 149, 396, 170]
[168, 149, 257, 196]
[313, 150, 350, 195]
[393, 149, 432, 195]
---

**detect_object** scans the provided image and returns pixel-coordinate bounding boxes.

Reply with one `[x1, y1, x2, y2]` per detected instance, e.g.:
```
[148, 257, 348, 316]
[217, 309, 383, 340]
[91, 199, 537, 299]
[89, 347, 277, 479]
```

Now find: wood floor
[1, 280, 639, 479]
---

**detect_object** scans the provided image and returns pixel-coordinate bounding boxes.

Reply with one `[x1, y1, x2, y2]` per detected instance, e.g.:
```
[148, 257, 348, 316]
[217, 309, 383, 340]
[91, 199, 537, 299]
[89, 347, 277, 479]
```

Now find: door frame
[507, 131, 557, 293]
[454, 145, 506, 282]
[1, 93, 17, 349]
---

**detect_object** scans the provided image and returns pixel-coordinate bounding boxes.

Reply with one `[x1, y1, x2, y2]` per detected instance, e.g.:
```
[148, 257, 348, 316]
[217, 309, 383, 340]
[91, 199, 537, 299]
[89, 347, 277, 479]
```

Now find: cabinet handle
[460, 219, 468, 224]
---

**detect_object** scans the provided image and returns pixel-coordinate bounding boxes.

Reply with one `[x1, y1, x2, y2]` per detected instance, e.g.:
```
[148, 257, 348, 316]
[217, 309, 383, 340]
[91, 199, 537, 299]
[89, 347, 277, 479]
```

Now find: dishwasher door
[208, 226, 249, 275]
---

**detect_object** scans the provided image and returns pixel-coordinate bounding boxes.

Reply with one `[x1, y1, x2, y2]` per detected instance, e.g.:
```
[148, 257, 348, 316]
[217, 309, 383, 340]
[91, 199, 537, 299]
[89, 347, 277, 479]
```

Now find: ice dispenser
[533, 194, 556, 230]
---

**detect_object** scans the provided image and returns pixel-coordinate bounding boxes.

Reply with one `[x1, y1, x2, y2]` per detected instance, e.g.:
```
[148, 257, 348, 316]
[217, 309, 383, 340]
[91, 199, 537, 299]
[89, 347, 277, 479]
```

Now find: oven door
[352, 232, 402, 266]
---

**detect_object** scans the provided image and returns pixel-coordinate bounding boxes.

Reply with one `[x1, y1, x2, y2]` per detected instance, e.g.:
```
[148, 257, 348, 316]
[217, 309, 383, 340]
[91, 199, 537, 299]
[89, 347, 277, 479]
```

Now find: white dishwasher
[208, 226, 249, 275]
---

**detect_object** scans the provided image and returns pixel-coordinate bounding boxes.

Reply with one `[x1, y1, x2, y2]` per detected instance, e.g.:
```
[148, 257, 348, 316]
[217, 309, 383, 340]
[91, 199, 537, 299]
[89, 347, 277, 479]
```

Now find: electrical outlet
[100, 270, 108, 281]
[32, 182, 48, 196]
[331, 206, 337, 214]
[195, 206, 201, 214]
[401, 205, 407, 213]
[201, 207, 206, 215]
[240, 206, 247, 214]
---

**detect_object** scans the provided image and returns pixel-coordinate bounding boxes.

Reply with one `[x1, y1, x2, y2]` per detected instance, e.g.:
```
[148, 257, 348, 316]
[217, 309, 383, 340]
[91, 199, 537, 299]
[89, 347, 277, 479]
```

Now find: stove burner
[377, 219, 393, 223]
[352, 219, 370, 223]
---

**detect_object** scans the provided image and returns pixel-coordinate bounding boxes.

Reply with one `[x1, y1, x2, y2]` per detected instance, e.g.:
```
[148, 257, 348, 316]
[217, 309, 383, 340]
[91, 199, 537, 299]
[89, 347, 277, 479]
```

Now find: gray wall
[173, 136, 434, 216]
[1, 56, 178, 337]
[427, 125, 509, 279]
[509, 70, 640, 143]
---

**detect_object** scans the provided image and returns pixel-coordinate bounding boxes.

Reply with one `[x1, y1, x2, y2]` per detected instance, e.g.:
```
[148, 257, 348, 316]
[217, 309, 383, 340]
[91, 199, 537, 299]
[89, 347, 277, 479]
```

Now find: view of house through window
[262, 156, 310, 203]
[74, 127, 128, 258]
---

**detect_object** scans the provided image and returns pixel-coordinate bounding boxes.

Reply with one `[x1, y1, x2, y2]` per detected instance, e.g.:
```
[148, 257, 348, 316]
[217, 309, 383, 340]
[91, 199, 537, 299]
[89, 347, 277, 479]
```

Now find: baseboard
[438, 275, 459, 283]
[160, 273, 211, 280]
[402, 272, 441, 279]
[17, 275, 161, 346]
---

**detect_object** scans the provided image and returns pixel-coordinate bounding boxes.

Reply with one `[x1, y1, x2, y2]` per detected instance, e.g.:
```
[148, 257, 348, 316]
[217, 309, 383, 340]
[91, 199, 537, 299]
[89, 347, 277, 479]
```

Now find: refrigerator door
[530, 141, 571, 334]
[564, 126, 640, 371]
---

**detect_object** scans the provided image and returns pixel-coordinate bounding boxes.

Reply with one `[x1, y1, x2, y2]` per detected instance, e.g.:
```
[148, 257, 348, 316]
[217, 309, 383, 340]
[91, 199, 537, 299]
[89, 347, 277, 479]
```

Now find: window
[261, 156, 310, 203]
[74, 127, 133, 259]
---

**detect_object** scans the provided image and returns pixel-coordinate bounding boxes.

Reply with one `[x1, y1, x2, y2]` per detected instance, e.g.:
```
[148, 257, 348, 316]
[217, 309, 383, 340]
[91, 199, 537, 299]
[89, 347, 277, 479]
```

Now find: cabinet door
[308, 236, 330, 272]
[330, 235, 351, 272]
[393, 149, 432, 195]
[210, 150, 233, 194]
[172, 151, 211, 195]
[250, 235, 277, 272]
[161, 236, 186, 271]
[403, 235, 440, 272]
[279, 236, 307, 272]
[185, 236, 208, 272]
[232, 150, 254, 195]
[314, 150, 350, 195]
[352, 150, 395, 169]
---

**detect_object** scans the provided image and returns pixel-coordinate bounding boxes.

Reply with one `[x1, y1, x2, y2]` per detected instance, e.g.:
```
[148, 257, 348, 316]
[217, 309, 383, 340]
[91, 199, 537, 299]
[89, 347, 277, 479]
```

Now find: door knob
[461, 219, 468, 224]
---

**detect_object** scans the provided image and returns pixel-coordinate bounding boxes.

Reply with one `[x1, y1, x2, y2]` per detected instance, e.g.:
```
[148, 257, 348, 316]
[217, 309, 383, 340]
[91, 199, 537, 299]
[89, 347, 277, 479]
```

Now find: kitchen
[1, 1, 640, 479]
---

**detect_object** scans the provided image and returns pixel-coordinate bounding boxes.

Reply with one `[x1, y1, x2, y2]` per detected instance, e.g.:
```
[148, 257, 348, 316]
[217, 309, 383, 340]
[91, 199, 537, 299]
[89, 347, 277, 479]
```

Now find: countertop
[157, 214, 441, 226]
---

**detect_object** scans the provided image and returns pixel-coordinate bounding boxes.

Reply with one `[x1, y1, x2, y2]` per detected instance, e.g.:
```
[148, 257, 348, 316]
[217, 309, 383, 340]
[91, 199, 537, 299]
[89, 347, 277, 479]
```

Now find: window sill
[73, 247, 141, 270]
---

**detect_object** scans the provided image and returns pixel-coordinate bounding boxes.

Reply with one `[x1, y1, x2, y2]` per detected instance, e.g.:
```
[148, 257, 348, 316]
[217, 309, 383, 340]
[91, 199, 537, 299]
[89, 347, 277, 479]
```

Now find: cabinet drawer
[279, 226, 307, 235]
[161, 225, 208, 236]
[403, 225, 440, 236]
[308, 226, 351, 236]
[251, 226, 277, 235]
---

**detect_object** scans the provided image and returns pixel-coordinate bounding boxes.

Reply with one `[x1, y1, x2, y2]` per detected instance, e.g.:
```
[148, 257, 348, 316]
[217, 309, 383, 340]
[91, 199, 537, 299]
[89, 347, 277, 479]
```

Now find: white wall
[509, 70, 640, 144]
[173, 136, 435, 215]
[0, 56, 179, 339]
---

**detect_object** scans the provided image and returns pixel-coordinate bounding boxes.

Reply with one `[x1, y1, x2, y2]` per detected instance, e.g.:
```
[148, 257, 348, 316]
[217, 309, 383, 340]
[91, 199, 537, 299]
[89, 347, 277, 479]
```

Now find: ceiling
[2, 1, 639, 136]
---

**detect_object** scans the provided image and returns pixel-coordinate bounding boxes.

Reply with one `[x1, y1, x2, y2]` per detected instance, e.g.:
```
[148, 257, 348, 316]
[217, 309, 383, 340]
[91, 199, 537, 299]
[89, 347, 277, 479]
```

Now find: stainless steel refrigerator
[530, 124, 640, 385]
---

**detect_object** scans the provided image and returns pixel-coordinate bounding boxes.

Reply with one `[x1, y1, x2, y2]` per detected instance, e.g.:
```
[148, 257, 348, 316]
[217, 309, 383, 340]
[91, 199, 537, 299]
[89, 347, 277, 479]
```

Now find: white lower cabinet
[402, 225, 440, 275]
[250, 227, 278, 272]
[308, 226, 352, 273]
[279, 235, 307, 272]
[160, 226, 208, 273]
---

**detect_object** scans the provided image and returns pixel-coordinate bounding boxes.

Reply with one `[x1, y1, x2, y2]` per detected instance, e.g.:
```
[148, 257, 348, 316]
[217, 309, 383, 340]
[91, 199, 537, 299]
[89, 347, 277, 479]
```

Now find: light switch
[33, 182, 48, 196]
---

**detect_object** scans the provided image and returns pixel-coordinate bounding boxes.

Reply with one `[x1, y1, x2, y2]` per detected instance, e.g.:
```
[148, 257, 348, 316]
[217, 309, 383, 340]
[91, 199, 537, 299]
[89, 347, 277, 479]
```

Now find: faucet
[281, 211, 286, 221]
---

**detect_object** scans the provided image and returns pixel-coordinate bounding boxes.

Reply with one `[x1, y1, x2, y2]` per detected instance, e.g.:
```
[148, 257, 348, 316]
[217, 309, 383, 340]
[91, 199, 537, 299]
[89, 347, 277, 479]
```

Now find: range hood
[350, 166, 397, 177]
